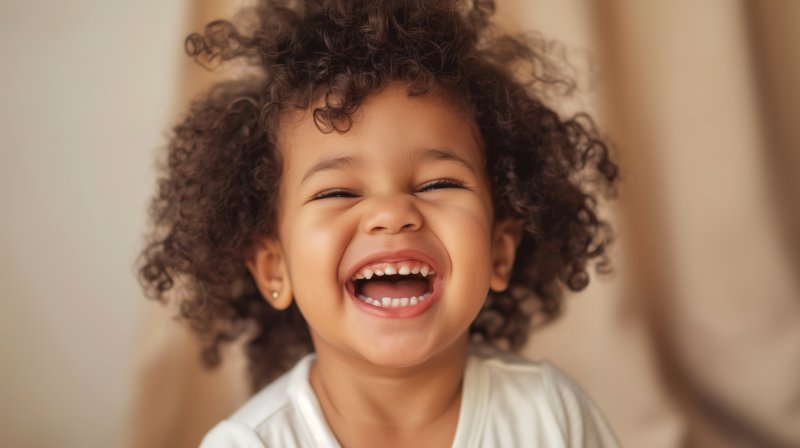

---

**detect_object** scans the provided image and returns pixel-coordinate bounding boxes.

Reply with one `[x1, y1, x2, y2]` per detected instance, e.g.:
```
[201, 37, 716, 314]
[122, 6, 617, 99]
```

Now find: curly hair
[138, 0, 618, 391]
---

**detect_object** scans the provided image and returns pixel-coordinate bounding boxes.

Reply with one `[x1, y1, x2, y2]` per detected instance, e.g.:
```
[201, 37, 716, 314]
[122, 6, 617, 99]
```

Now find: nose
[360, 194, 423, 235]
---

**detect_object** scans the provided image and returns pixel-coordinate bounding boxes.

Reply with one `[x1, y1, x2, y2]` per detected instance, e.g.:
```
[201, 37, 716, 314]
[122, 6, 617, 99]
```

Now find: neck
[309, 335, 468, 437]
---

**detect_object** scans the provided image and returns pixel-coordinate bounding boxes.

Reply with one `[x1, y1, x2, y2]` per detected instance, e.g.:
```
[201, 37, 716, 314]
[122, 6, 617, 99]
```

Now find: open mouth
[346, 261, 436, 309]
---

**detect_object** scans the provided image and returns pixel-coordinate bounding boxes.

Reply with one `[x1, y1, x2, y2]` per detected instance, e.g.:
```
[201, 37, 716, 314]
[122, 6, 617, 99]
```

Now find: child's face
[250, 82, 520, 368]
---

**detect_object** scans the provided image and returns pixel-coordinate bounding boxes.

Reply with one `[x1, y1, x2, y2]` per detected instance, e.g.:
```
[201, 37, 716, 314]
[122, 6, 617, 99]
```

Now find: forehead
[275, 83, 483, 176]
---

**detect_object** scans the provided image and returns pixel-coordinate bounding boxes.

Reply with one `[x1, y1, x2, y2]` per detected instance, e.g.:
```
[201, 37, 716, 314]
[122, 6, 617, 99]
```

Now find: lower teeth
[358, 294, 429, 308]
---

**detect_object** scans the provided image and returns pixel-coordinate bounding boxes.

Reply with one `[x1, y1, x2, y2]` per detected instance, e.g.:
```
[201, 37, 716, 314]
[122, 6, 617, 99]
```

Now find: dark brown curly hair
[138, 0, 618, 391]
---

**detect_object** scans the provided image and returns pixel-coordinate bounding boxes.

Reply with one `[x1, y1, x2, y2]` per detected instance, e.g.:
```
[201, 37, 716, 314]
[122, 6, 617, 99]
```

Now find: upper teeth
[352, 261, 435, 280]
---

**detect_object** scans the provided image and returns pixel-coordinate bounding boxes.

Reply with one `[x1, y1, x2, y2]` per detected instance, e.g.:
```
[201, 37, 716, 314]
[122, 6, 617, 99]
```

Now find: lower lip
[347, 276, 442, 319]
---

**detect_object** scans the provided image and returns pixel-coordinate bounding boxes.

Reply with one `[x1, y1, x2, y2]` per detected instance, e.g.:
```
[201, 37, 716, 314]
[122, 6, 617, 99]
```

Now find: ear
[245, 238, 293, 310]
[489, 219, 524, 293]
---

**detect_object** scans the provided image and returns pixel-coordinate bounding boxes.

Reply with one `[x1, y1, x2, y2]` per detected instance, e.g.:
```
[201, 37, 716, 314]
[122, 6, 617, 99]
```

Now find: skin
[247, 82, 522, 447]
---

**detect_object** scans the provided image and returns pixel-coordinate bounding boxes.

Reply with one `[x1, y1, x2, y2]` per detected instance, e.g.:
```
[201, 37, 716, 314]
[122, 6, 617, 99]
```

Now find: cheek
[429, 199, 495, 295]
[283, 211, 352, 301]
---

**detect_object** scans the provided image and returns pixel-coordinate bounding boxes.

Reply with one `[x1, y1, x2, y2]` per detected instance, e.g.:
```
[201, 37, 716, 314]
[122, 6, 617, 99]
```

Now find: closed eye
[418, 179, 465, 192]
[312, 189, 359, 200]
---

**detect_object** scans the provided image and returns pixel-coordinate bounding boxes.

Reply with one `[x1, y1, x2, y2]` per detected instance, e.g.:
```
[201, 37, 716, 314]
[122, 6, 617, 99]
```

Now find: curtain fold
[747, 0, 800, 278]
[583, 0, 800, 446]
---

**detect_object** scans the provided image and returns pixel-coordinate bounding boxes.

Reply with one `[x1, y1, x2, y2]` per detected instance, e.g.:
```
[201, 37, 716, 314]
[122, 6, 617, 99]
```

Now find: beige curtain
[511, 1, 800, 447]
[123, 1, 800, 447]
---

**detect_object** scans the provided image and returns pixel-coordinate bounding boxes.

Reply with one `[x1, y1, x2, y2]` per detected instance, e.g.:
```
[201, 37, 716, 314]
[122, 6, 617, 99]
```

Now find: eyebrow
[300, 147, 476, 184]
[301, 155, 363, 184]
[414, 148, 476, 174]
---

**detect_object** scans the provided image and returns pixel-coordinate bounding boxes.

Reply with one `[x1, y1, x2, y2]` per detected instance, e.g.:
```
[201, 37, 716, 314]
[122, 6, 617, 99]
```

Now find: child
[139, 0, 620, 446]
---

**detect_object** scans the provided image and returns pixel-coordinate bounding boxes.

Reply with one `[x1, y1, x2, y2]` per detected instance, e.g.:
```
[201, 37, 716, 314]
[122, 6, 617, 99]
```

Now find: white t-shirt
[200, 346, 620, 447]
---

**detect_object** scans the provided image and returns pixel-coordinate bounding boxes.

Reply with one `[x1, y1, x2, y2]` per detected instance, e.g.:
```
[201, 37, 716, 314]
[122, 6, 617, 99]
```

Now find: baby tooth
[411, 266, 420, 274]
[363, 268, 374, 279]
[365, 297, 374, 304]
[355, 273, 364, 280]
[374, 269, 385, 276]
[420, 266, 429, 277]
[400, 297, 409, 306]
[410, 297, 419, 305]
[382, 297, 392, 306]
[384, 266, 397, 275]
[391, 298, 400, 307]
[398, 265, 411, 275]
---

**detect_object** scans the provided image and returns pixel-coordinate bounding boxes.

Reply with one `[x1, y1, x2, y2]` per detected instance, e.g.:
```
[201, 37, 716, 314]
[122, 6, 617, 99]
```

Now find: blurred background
[1, 0, 798, 447]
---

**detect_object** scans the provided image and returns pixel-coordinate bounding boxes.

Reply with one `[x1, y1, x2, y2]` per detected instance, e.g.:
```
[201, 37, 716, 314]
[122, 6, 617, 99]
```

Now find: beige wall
[0, 1, 185, 446]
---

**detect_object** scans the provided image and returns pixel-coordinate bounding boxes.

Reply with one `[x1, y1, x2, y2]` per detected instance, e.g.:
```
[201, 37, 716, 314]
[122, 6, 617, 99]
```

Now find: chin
[357, 337, 440, 369]
[355, 332, 467, 370]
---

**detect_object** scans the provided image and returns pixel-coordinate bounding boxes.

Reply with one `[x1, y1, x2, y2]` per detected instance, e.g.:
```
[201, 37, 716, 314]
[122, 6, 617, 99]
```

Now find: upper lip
[344, 248, 443, 283]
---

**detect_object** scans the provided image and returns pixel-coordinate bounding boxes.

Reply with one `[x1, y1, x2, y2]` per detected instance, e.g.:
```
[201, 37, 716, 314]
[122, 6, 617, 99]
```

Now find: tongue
[361, 278, 429, 299]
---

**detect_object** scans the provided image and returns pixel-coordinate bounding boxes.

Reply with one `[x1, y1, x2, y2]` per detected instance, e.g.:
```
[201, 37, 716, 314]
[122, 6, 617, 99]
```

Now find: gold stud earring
[270, 290, 280, 301]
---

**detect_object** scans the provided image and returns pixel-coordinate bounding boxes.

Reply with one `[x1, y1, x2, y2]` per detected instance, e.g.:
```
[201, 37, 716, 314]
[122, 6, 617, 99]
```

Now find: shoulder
[470, 345, 567, 399]
[200, 420, 268, 448]
[227, 367, 297, 429]
[469, 346, 620, 448]
[200, 355, 314, 448]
